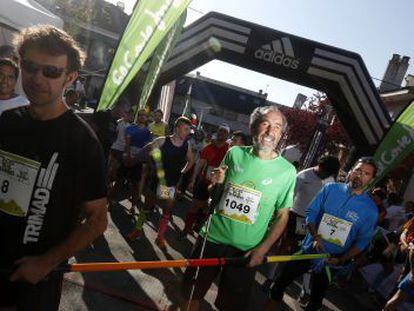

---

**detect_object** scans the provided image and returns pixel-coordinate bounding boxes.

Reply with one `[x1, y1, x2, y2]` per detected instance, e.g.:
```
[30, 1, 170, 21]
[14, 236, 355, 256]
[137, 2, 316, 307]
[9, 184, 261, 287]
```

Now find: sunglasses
[21, 59, 67, 79]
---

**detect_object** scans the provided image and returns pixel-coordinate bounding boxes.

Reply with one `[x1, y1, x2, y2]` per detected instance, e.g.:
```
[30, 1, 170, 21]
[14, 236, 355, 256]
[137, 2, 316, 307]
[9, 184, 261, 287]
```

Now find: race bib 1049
[217, 183, 261, 225]
[0, 150, 41, 217]
[318, 213, 353, 247]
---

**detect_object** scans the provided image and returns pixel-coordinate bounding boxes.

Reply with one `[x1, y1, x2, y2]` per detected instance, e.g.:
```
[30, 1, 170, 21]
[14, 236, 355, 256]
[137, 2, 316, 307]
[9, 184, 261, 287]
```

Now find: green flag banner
[137, 11, 186, 115]
[373, 100, 414, 183]
[97, 0, 191, 111]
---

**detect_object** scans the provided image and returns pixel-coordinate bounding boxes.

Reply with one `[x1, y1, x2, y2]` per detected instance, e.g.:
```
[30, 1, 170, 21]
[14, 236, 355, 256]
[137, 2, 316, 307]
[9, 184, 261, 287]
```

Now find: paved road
[60, 196, 382, 311]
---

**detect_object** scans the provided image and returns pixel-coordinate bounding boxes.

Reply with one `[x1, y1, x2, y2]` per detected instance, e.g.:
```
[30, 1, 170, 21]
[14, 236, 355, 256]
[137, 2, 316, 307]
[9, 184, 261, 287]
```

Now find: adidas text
[254, 49, 299, 69]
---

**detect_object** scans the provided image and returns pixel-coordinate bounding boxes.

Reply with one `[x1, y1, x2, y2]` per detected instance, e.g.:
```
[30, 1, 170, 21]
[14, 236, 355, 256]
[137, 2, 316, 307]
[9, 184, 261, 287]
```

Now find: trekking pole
[185, 182, 224, 311]
[0, 254, 329, 275]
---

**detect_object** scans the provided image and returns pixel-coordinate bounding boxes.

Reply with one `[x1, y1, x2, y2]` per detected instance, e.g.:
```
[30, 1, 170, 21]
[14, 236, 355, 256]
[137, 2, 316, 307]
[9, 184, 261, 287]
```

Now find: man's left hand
[245, 245, 268, 267]
[10, 256, 55, 285]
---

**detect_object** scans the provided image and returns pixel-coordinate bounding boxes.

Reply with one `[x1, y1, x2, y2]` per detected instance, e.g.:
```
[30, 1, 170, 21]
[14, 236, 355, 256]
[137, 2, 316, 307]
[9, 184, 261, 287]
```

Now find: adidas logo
[254, 37, 300, 69]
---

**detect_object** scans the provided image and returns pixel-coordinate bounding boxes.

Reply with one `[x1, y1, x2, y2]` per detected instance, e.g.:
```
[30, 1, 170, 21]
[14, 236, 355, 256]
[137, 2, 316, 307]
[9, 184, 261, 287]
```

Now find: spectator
[385, 193, 406, 232]
[0, 58, 29, 115]
[149, 109, 167, 138]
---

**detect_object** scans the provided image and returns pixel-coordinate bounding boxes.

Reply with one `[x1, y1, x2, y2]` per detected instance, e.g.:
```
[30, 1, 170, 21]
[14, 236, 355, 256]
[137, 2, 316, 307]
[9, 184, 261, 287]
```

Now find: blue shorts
[398, 273, 414, 297]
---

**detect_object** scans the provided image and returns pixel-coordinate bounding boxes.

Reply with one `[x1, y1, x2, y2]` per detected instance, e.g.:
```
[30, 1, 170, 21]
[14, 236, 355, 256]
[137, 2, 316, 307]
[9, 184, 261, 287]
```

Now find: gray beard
[253, 137, 274, 153]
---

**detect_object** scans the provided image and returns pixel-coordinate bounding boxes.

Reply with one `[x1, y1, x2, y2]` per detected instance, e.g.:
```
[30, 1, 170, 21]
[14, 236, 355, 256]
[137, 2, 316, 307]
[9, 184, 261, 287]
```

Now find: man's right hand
[210, 166, 228, 185]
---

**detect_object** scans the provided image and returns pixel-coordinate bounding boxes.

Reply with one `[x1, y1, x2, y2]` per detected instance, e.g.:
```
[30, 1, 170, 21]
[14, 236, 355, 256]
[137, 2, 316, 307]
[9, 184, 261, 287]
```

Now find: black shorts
[193, 180, 210, 201]
[118, 161, 143, 182]
[0, 272, 63, 310]
[181, 239, 255, 310]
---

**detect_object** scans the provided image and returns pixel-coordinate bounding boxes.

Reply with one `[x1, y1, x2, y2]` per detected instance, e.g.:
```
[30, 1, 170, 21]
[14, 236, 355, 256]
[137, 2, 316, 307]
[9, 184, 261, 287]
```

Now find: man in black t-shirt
[0, 26, 107, 310]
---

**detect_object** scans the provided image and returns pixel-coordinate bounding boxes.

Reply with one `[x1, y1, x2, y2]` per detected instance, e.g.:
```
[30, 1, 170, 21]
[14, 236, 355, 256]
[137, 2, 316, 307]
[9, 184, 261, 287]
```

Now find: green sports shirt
[203, 146, 296, 251]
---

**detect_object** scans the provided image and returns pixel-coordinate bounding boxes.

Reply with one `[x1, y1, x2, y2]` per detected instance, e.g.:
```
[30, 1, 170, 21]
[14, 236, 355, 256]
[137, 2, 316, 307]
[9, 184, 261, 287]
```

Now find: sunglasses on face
[21, 59, 67, 79]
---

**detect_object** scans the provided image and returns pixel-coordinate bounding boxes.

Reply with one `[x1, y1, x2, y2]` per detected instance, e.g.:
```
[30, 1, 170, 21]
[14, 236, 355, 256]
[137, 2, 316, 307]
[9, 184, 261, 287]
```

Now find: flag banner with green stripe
[373, 100, 414, 183]
[137, 11, 186, 114]
[97, 0, 191, 111]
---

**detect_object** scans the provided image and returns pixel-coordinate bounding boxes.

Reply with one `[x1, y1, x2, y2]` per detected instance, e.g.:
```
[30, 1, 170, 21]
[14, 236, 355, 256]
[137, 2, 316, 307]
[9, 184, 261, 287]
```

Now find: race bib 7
[318, 213, 352, 247]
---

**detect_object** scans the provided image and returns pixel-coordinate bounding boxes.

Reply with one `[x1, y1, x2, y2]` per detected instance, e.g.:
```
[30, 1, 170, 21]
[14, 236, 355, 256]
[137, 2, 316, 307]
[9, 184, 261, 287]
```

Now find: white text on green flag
[137, 11, 186, 113]
[373, 100, 414, 183]
[97, 0, 191, 111]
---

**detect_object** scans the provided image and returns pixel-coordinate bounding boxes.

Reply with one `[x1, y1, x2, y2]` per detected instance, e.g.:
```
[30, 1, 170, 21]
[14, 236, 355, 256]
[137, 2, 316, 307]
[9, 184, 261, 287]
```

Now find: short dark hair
[14, 25, 85, 72]
[318, 155, 340, 177]
[174, 116, 192, 128]
[353, 156, 377, 177]
[0, 58, 19, 79]
[154, 109, 163, 116]
[137, 109, 147, 116]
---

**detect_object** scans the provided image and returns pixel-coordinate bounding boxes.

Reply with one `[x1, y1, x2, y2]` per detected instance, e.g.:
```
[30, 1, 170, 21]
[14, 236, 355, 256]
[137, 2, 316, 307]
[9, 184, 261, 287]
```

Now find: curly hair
[14, 25, 85, 72]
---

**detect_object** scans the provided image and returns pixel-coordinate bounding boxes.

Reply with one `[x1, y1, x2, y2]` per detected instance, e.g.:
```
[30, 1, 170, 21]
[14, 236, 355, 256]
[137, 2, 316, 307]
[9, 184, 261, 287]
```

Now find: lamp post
[301, 105, 334, 168]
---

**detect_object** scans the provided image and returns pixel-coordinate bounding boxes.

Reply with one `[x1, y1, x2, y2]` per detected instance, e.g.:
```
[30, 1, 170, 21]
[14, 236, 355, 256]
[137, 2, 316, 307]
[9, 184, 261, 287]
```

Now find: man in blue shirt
[265, 157, 378, 311]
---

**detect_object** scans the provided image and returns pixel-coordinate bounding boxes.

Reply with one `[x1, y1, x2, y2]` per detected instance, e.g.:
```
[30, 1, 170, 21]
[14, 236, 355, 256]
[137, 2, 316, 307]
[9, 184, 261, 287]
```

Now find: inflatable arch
[159, 12, 391, 154]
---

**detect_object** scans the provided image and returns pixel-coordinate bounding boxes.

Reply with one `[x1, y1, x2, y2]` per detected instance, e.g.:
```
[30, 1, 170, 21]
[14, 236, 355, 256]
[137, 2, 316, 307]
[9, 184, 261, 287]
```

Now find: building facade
[169, 72, 279, 134]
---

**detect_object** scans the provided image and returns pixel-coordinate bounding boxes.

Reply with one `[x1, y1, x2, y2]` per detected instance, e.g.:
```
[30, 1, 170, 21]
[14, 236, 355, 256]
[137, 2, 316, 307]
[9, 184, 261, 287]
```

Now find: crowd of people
[0, 24, 413, 311]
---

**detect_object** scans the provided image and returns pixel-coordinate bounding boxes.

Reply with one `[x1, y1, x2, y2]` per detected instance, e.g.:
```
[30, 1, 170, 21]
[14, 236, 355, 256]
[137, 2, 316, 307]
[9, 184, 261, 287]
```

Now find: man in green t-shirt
[180, 106, 296, 311]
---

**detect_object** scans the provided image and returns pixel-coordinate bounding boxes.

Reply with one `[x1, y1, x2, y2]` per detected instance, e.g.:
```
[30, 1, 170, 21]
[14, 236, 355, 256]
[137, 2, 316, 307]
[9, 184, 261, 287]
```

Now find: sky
[106, 0, 414, 107]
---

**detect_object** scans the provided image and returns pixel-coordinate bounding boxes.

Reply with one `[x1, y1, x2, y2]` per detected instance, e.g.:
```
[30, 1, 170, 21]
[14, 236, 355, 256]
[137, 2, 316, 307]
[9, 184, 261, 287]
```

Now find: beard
[253, 135, 277, 153]
[349, 176, 362, 190]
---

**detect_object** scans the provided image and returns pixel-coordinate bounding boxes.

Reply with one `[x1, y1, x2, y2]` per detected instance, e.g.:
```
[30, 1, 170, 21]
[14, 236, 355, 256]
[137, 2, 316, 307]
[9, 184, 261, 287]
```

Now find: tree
[279, 106, 317, 151]
[279, 92, 351, 154]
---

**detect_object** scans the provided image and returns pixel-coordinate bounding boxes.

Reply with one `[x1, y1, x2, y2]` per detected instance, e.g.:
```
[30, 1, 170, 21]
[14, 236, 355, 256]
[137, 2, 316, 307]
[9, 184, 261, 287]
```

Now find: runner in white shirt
[108, 106, 133, 196]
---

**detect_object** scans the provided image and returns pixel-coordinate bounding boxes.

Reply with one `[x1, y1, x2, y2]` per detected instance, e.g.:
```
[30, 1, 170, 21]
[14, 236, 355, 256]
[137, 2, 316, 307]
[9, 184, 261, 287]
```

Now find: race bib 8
[317, 213, 352, 247]
[217, 183, 261, 225]
[0, 150, 41, 217]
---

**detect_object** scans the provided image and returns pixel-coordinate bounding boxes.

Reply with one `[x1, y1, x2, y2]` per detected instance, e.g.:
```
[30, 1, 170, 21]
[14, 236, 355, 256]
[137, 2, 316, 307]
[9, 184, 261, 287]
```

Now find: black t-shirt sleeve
[79, 128, 108, 202]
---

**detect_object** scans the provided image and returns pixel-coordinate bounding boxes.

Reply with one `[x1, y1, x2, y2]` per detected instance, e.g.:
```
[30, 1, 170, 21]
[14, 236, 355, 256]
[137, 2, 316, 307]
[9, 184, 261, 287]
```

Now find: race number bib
[157, 184, 175, 200]
[217, 183, 261, 225]
[295, 216, 306, 235]
[0, 150, 41, 217]
[317, 213, 352, 247]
